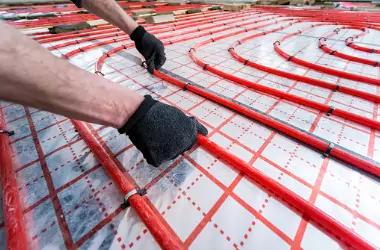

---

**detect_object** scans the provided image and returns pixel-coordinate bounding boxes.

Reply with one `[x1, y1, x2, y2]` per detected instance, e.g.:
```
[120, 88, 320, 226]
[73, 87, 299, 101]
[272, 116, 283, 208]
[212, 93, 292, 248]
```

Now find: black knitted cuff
[130, 25, 146, 43]
[118, 95, 157, 135]
[70, 0, 82, 8]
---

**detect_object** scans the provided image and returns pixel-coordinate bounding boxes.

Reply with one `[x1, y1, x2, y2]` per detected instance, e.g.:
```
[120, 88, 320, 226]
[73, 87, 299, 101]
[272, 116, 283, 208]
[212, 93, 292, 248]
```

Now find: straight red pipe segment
[72, 120, 184, 250]
[154, 68, 380, 182]
[197, 135, 376, 250]
[0, 116, 29, 250]
[153, 69, 378, 249]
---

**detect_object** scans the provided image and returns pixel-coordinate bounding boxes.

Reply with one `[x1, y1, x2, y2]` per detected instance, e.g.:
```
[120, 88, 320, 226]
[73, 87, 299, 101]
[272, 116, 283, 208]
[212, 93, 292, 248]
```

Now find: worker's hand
[130, 26, 166, 74]
[118, 95, 208, 167]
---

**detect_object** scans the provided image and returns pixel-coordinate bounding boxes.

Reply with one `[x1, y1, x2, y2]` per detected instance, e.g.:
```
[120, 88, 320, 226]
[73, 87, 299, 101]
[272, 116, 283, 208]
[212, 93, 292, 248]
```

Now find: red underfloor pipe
[91, 11, 379, 249]
[69, 13, 277, 59]
[318, 27, 379, 67]
[94, 15, 380, 177]
[0, 115, 29, 250]
[189, 23, 380, 129]
[71, 120, 184, 250]
[252, 7, 380, 24]
[94, 15, 286, 70]
[346, 36, 380, 54]
[38, 10, 214, 42]
[154, 70, 380, 177]
[229, 27, 380, 103]
[274, 23, 380, 86]
[197, 135, 375, 250]
[48, 10, 263, 51]
[38, 9, 231, 43]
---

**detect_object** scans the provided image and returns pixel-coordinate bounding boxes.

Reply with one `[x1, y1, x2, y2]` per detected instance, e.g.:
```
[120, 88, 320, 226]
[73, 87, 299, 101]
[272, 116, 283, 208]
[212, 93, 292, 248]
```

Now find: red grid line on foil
[24, 107, 75, 248]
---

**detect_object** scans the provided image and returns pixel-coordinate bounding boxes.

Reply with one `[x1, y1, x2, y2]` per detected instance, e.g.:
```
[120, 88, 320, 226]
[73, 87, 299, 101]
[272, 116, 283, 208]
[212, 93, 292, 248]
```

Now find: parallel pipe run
[0, 115, 29, 250]
[273, 23, 380, 86]
[95, 15, 287, 71]
[92, 12, 380, 248]
[72, 120, 184, 250]
[196, 135, 375, 250]
[229, 28, 380, 103]
[154, 68, 378, 249]
[318, 27, 380, 67]
[49, 10, 263, 51]
[69, 13, 277, 60]
[41, 10, 251, 44]
[153, 69, 380, 177]
[189, 23, 380, 130]
[95, 16, 380, 177]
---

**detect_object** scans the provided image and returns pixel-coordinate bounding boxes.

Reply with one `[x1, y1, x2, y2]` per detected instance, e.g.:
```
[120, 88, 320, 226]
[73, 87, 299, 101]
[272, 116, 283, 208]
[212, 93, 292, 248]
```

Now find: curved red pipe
[94, 15, 284, 71]
[38, 10, 241, 44]
[319, 28, 379, 67]
[274, 24, 380, 86]
[346, 34, 380, 54]
[92, 12, 380, 249]
[189, 23, 380, 130]
[94, 16, 380, 175]
[48, 10, 264, 51]
[229, 29, 380, 103]
[0, 115, 29, 250]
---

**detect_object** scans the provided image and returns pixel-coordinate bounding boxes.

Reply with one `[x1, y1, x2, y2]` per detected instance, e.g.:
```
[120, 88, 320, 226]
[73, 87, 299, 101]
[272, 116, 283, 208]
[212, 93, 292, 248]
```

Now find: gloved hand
[130, 26, 166, 74]
[119, 95, 208, 167]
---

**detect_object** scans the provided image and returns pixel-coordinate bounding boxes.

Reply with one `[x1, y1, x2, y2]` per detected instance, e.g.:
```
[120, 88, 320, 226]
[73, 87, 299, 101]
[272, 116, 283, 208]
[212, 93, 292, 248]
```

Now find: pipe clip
[327, 106, 335, 116]
[374, 62, 379, 67]
[0, 130, 15, 136]
[121, 189, 147, 209]
[334, 85, 340, 92]
[319, 37, 327, 42]
[287, 56, 293, 62]
[329, 50, 336, 55]
[189, 48, 196, 53]
[370, 49, 375, 53]
[323, 142, 335, 158]
[95, 71, 104, 76]
[333, 28, 340, 34]
[203, 64, 209, 70]
[183, 83, 191, 91]
[273, 41, 281, 46]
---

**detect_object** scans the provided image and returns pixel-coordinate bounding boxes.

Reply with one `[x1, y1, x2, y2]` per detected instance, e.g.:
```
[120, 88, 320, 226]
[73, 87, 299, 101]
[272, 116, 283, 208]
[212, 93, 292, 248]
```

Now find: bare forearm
[0, 22, 143, 128]
[82, 0, 138, 35]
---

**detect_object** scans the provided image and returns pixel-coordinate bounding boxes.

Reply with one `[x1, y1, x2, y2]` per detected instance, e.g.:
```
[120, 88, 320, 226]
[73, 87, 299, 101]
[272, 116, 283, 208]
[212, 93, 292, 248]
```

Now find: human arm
[80, 0, 138, 35]
[74, 0, 166, 73]
[0, 21, 143, 128]
[0, 22, 207, 166]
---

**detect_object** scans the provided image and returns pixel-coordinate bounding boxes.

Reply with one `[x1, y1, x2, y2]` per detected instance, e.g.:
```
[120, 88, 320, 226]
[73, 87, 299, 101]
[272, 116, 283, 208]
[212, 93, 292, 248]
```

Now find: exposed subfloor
[1, 5, 380, 250]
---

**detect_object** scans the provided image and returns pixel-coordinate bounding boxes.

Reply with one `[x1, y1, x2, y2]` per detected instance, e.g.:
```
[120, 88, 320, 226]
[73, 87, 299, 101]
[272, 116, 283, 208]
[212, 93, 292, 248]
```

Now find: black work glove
[119, 95, 208, 167]
[130, 26, 166, 74]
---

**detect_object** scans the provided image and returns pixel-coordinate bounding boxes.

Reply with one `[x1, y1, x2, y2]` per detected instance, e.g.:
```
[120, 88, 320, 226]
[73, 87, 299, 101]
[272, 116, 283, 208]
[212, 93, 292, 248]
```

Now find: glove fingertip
[196, 121, 208, 136]
[147, 59, 155, 74]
